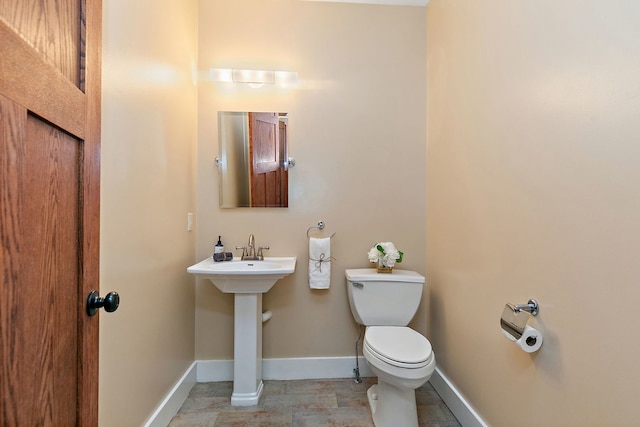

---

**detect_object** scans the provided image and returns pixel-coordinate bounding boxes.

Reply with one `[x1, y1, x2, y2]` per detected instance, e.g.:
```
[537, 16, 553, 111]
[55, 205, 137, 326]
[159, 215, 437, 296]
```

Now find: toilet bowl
[363, 326, 435, 427]
[345, 268, 435, 427]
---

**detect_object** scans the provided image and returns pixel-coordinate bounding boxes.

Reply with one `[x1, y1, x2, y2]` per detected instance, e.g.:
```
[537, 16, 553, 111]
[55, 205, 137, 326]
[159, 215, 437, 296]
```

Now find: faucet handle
[257, 246, 270, 260]
[235, 245, 247, 259]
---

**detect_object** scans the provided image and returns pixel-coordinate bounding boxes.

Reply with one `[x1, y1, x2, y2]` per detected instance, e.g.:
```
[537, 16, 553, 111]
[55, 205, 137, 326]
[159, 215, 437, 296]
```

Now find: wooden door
[0, 0, 102, 426]
[249, 112, 287, 207]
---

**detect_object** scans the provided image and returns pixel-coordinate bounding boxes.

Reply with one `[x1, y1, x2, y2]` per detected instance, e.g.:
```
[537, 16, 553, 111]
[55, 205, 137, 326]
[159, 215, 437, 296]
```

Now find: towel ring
[307, 220, 335, 238]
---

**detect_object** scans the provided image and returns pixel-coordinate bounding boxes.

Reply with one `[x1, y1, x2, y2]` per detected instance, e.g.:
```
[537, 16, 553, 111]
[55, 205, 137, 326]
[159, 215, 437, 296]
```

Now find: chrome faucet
[236, 234, 269, 260]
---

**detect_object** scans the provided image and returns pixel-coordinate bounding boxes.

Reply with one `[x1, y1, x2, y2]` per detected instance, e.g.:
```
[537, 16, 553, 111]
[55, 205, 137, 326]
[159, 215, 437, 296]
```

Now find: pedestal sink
[187, 257, 296, 405]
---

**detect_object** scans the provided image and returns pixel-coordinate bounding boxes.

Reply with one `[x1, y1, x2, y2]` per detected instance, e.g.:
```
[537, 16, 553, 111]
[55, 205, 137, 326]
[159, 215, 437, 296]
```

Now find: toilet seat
[364, 326, 433, 369]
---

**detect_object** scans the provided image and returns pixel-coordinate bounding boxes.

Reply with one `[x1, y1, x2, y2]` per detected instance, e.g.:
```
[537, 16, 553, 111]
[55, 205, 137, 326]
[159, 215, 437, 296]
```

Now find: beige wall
[196, 0, 427, 360]
[427, 1, 640, 426]
[100, 0, 198, 425]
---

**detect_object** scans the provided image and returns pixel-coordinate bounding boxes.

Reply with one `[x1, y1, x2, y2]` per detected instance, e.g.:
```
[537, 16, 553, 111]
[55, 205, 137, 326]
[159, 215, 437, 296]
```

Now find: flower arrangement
[368, 242, 404, 272]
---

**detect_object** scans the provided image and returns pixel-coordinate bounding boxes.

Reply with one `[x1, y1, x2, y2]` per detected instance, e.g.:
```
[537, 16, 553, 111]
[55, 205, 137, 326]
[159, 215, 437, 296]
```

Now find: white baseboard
[196, 356, 374, 382]
[264, 356, 374, 380]
[429, 367, 488, 427]
[143, 359, 487, 427]
[143, 361, 197, 427]
[196, 359, 234, 381]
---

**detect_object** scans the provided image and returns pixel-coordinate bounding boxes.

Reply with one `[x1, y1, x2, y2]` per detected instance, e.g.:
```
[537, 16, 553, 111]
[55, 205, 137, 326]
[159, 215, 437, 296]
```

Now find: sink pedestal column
[231, 293, 263, 406]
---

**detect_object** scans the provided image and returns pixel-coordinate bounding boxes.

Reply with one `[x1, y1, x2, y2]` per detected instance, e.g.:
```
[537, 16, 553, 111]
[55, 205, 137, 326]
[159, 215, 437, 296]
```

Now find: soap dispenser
[214, 236, 224, 255]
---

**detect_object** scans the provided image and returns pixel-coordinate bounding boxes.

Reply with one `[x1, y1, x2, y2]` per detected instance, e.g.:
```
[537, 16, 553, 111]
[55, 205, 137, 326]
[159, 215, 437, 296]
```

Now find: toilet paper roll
[516, 325, 543, 353]
[261, 310, 272, 323]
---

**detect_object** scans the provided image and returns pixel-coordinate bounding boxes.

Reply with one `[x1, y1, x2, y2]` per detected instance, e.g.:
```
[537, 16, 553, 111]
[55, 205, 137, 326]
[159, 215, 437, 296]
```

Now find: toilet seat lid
[365, 326, 432, 366]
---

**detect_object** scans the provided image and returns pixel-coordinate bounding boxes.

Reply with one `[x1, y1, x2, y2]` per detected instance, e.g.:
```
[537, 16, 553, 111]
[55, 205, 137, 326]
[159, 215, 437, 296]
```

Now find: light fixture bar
[209, 68, 298, 87]
[232, 69, 275, 85]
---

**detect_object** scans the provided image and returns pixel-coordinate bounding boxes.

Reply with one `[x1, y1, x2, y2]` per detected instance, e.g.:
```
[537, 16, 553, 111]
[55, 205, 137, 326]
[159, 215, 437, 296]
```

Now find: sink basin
[187, 256, 296, 293]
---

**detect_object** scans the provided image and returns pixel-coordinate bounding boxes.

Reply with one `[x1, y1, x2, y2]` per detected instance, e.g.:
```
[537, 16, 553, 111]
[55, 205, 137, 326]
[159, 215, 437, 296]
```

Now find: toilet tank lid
[345, 268, 425, 283]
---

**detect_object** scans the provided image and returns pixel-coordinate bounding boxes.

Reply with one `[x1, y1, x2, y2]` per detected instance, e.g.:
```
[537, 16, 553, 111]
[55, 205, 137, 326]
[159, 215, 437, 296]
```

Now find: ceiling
[302, 0, 429, 6]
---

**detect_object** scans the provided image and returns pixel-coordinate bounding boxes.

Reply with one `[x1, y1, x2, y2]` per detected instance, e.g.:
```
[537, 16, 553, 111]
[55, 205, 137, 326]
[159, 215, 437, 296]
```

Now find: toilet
[345, 268, 435, 427]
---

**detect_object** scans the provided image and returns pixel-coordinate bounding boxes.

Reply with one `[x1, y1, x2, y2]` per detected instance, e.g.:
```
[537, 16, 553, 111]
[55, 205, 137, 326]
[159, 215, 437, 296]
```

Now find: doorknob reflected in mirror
[86, 290, 120, 316]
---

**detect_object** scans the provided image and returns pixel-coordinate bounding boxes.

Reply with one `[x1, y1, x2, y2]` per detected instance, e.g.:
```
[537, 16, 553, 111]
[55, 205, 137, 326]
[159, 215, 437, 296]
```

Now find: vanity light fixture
[209, 68, 298, 88]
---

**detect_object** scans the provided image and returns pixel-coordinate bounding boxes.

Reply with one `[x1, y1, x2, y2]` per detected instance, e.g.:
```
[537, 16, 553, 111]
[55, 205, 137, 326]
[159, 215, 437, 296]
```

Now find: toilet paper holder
[500, 299, 543, 352]
[512, 299, 539, 316]
[501, 299, 539, 340]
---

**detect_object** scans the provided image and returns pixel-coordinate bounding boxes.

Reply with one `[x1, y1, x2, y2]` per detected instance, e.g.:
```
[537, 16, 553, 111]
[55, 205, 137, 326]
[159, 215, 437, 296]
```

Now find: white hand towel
[309, 237, 331, 289]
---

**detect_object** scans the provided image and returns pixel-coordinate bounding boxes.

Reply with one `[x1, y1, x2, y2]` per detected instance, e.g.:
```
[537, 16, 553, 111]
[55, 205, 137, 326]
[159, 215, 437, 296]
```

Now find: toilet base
[367, 382, 419, 427]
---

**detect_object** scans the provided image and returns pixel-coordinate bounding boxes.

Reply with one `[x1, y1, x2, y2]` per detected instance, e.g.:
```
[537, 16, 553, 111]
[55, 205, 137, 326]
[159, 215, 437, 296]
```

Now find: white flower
[368, 247, 382, 263]
[368, 241, 404, 268]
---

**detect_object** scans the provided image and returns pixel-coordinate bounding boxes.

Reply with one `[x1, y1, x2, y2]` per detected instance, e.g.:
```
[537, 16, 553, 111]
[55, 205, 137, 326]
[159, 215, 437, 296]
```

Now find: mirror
[218, 111, 289, 208]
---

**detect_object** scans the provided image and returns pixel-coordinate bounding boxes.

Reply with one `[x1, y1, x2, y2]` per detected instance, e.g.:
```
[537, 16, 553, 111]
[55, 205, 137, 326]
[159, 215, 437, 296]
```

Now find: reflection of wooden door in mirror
[249, 112, 287, 207]
[279, 118, 289, 207]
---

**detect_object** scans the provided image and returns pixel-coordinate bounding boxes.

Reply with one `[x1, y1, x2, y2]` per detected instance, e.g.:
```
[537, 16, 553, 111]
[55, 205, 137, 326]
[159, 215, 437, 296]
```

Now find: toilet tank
[345, 268, 425, 326]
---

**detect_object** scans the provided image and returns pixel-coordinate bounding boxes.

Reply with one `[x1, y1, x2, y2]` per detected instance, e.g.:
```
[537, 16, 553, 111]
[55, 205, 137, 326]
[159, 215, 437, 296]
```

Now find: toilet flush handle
[352, 282, 364, 289]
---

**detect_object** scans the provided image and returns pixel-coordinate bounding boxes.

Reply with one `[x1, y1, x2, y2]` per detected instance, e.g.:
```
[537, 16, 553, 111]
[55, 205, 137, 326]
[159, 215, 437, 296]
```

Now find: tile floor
[168, 377, 461, 427]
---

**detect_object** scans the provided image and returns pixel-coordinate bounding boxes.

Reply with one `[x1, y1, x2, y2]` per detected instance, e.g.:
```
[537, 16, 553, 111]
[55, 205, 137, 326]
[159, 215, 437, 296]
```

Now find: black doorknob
[86, 290, 120, 316]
